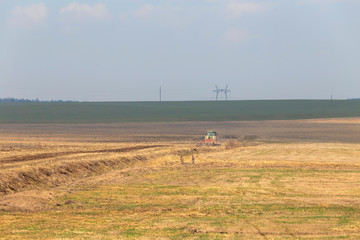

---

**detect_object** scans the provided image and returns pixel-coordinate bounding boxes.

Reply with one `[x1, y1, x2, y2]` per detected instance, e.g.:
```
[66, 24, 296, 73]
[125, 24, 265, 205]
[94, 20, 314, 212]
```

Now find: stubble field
[1, 118, 360, 239]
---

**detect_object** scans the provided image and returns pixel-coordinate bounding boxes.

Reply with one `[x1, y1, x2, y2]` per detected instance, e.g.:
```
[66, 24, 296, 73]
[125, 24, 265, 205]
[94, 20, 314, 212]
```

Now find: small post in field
[180, 155, 184, 165]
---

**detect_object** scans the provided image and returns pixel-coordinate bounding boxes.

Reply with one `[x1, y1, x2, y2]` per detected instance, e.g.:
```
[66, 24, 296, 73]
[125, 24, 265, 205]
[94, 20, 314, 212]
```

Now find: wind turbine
[213, 85, 231, 101]
[213, 85, 220, 101]
[224, 85, 231, 100]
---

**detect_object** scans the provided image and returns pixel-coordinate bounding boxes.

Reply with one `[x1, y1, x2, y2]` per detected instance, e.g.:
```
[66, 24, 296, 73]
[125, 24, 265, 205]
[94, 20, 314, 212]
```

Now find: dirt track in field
[0, 145, 164, 164]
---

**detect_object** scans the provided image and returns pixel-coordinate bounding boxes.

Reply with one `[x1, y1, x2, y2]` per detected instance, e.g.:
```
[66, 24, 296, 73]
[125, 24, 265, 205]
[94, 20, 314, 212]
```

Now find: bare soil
[1, 117, 360, 143]
[1, 145, 164, 164]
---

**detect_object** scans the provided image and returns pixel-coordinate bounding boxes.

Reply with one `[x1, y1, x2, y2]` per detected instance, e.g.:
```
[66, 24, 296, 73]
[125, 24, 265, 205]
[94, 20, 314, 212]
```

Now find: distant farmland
[1, 100, 360, 123]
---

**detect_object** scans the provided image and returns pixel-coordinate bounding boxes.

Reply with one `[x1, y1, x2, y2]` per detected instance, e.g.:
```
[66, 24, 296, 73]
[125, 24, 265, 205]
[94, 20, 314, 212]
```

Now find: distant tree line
[0, 98, 77, 103]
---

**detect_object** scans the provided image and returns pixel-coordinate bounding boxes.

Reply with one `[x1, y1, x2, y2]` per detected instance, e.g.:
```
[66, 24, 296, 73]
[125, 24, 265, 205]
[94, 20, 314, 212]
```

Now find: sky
[0, 0, 359, 101]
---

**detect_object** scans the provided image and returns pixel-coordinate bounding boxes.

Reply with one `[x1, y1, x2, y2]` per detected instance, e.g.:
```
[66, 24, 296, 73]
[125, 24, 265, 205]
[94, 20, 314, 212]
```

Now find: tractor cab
[205, 131, 217, 140]
[199, 130, 221, 146]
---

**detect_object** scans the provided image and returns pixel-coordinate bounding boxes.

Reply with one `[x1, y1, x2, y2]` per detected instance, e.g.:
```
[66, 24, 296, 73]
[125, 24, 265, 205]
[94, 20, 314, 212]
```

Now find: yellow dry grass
[1, 122, 360, 239]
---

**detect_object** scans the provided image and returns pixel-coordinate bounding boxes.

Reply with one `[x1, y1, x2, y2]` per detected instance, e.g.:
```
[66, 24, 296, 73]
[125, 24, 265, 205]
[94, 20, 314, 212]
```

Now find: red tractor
[199, 130, 221, 146]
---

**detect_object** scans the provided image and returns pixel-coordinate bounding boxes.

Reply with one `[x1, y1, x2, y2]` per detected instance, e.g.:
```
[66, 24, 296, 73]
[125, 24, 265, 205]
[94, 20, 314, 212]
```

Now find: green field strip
[1, 100, 360, 123]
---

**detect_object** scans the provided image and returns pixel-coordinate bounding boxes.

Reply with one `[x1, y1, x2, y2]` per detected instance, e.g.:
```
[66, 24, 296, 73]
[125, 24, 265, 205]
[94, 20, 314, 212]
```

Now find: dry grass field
[1, 118, 360, 239]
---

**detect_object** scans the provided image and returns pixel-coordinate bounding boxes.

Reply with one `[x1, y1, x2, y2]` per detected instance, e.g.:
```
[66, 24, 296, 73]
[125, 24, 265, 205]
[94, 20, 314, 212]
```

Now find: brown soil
[1, 145, 164, 164]
[1, 117, 360, 143]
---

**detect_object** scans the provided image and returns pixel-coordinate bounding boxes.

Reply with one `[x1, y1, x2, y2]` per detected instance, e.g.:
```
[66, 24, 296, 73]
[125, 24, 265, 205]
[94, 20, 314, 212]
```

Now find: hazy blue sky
[1, 0, 359, 101]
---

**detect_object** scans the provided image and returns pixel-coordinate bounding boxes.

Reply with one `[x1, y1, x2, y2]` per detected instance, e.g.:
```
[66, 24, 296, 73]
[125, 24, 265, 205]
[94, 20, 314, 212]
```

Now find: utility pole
[159, 86, 162, 102]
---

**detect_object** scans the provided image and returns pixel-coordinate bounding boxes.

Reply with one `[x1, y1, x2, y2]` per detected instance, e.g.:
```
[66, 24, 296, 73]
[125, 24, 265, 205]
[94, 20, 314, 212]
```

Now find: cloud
[60, 2, 111, 22]
[6, 3, 49, 29]
[131, 4, 191, 28]
[133, 4, 156, 18]
[224, 27, 250, 43]
[226, 1, 266, 18]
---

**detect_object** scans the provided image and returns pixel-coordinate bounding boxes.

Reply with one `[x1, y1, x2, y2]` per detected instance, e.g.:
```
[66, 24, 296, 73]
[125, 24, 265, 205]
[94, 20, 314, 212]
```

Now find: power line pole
[159, 86, 162, 102]
[213, 85, 231, 101]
